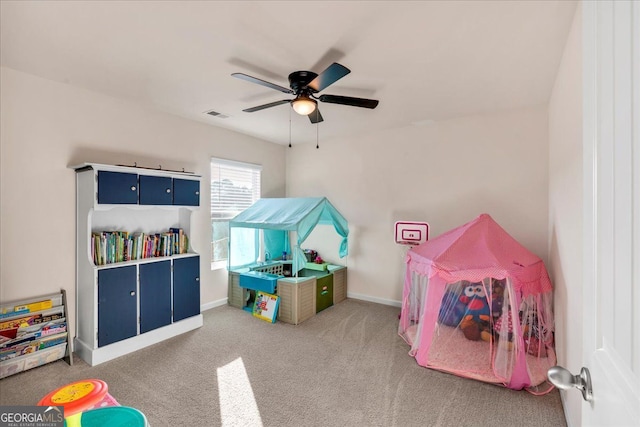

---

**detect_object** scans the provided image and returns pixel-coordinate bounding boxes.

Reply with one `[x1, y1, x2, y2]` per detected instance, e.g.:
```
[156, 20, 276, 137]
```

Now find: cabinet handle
[195, 191, 200, 195]
[166, 188, 171, 193]
[131, 186, 136, 191]
[195, 277, 200, 281]
[130, 291, 136, 296]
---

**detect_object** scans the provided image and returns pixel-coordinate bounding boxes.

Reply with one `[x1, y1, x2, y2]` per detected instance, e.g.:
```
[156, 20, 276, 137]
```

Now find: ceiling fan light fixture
[292, 96, 317, 115]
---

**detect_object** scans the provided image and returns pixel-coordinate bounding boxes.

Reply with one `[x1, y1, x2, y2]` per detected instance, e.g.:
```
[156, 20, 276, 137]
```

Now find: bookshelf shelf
[1, 290, 72, 379]
[72, 163, 203, 366]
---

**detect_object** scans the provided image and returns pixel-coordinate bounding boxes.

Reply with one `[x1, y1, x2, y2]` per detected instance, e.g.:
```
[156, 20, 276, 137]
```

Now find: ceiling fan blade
[319, 94, 379, 109]
[309, 48, 346, 74]
[243, 100, 291, 112]
[232, 73, 293, 94]
[306, 63, 351, 92]
[308, 109, 324, 124]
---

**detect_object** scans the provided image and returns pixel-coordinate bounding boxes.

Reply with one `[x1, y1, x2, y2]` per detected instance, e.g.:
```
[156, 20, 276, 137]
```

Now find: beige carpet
[0, 299, 566, 426]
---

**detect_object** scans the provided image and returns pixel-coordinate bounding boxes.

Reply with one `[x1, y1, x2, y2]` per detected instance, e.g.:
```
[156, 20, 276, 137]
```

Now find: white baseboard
[201, 297, 228, 312]
[347, 292, 401, 307]
[74, 315, 203, 366]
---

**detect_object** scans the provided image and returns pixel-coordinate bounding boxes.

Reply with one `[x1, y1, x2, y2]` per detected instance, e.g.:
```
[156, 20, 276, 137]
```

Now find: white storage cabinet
[73, 163, 203, 366]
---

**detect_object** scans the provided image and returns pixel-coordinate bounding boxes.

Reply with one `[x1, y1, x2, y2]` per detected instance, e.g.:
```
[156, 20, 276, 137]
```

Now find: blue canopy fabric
[230, 197, 349, 271]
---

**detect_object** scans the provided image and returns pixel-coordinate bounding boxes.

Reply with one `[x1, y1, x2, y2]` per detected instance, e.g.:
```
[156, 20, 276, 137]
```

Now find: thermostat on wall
[394, 221, 429, 245]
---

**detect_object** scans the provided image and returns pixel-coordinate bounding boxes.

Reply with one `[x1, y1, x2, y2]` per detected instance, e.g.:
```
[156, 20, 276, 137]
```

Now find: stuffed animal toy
[438, 289, 467, 327]
[458, 283, 491, 341]
[491, 279, 506, 320]
[522, 308, 548, 357]
[493, 310, 516, 350]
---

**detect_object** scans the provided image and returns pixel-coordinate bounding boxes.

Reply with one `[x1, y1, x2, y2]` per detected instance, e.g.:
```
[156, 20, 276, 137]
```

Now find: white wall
[286, 106, 549, 305]
[548, 5, 582, 427]
[0, 67, 286, 333]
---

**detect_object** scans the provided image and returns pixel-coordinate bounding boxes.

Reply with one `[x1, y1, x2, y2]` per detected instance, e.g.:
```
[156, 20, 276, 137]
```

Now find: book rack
[0, 289, 73, 379]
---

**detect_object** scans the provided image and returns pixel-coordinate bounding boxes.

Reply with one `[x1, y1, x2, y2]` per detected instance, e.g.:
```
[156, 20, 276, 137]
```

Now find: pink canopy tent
[398, 213, 556, 394]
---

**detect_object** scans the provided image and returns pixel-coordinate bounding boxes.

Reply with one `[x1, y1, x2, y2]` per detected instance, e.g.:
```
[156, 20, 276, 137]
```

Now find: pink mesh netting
[398, 214, 556, 394]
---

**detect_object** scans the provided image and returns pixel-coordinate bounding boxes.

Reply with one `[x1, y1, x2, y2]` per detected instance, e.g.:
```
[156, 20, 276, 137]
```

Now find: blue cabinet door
[139, 175, 173, 205]
[139, 261, 172, 333]
[97, 171, 138, 204]
[173, 256, 200, 322]
[173, 179, 200, 206]
[98, 266, 137, 347]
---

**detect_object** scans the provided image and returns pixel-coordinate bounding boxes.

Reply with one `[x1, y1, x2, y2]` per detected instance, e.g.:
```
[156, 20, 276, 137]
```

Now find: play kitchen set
[229, 250, 347, 324]
[227, 198, 349, 324]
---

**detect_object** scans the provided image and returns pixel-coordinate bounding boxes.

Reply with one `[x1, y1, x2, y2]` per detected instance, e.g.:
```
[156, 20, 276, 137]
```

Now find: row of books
[1, 310, 67, 361]
[0, 310, 63, 337]
[91, 228, 189, 266]
[1, 331, 68, 361]
[0, 298, 53, 319]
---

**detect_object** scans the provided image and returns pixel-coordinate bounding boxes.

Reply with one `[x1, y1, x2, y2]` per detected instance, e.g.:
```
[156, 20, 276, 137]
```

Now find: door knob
[547, 366, 593, 402]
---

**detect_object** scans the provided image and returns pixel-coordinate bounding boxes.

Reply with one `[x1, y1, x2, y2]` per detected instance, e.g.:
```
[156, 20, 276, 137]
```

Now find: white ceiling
[1, 1, 577, 146]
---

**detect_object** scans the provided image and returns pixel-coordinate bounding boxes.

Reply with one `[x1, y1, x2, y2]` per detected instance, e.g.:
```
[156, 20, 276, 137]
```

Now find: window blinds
[210, 158, 261, 219]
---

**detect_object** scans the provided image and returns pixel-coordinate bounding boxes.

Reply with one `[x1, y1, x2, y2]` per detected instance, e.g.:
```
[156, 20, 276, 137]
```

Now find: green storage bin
[316, 274, 333, 313]
[305, 262, 328, 271]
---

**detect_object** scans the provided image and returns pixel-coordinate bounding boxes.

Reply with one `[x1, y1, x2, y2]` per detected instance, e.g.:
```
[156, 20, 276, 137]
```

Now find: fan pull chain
[316, 117, 319, 149]
[289, 108, 292, 148]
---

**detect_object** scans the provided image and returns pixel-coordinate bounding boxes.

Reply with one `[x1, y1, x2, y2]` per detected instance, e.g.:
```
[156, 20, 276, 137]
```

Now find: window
[211, 158, 261, 269]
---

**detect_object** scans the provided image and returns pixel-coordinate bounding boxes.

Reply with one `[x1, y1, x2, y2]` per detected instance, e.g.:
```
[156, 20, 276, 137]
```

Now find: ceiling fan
[232, 62, 379, 123]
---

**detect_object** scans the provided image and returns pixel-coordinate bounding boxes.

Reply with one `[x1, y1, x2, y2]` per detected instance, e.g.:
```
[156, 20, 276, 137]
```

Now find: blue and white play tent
[229, 197, 349, 273]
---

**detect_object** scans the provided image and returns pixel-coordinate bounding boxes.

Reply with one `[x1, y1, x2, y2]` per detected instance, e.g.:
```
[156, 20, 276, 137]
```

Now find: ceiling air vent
[205, 109, 229, 119]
